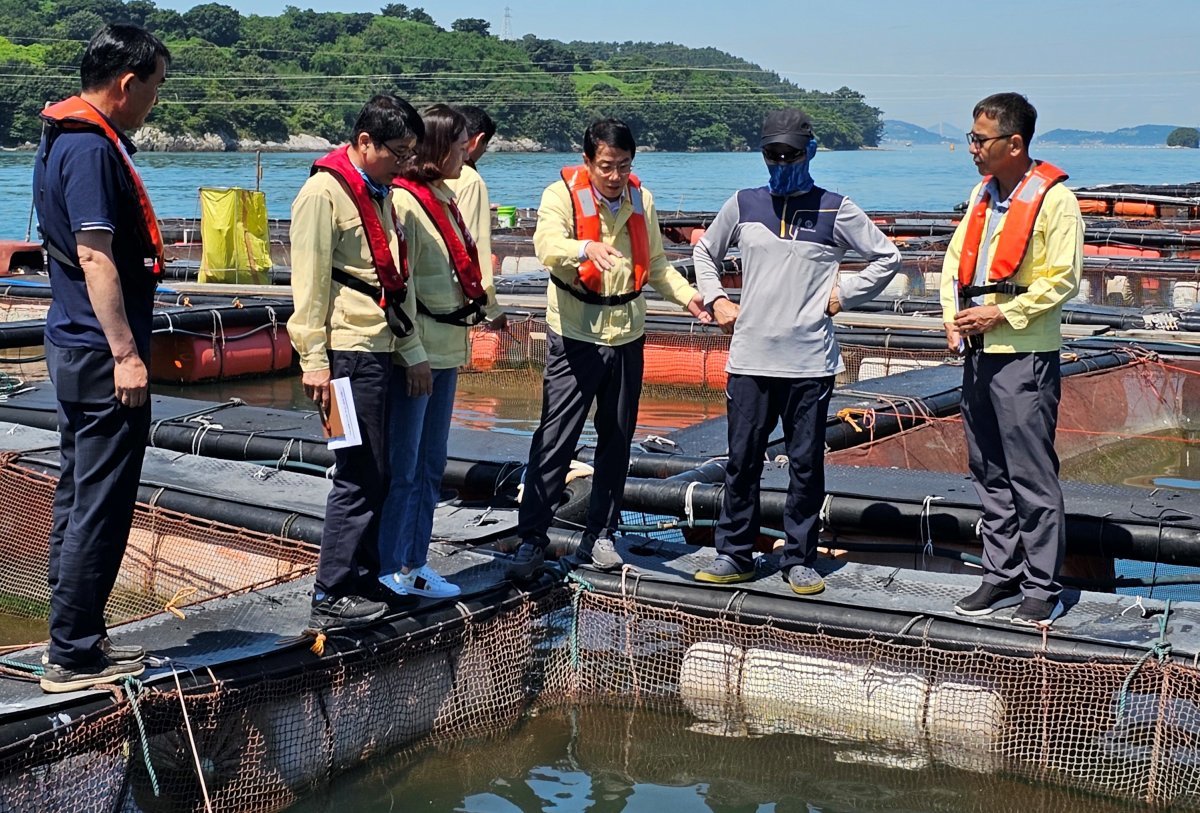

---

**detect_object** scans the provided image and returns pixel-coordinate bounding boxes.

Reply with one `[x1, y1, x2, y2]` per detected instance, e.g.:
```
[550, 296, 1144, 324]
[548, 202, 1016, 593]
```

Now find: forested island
[0, 0, 884, 151]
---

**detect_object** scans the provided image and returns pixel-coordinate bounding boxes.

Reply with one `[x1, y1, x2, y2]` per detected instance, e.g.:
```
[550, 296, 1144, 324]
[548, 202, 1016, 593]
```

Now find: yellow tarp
[198, 187, 273, 285]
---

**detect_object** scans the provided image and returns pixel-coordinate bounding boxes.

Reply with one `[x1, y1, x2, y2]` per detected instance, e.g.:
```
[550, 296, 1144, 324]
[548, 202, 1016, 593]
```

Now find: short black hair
[583, 118, 636, 160]
[454, 105, 495, 141]
[352, 93, 425, 145]
[973, 92, 1037, 146]
[80, 23, 171, 91]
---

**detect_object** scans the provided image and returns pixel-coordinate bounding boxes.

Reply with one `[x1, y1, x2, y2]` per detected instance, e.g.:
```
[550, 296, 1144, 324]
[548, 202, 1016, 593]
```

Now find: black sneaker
[1012, 596, 1064, 627]
[42, 637, 145, 667]
[309, 594, 388, 630]
[40, 657, 145, 694]
[954, 582, 1022, 616]
[507, 541, 545, 581]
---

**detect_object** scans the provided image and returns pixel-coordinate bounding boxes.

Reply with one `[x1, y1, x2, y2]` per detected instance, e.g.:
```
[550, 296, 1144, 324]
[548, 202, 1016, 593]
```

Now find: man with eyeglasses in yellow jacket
[941, 92, 1082, 627]
[508, 118, 710, 579]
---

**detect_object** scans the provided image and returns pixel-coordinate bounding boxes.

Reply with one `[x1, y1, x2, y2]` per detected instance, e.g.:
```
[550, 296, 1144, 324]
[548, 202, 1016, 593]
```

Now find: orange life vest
[311, 146, 413, 337]
[958, 161, 1069, 290]
[393, 179, 487, 326]
[40, 96, 164, 278]
[559, 165, 651, 306]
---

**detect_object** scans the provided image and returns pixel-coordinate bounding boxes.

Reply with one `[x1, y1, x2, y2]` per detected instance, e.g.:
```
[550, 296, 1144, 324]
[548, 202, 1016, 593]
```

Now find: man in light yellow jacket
[446, 105, 504, 327]
[509, 118, 710, 579]
[287, 94, 424, 630]
[939, 92, 1083, 626]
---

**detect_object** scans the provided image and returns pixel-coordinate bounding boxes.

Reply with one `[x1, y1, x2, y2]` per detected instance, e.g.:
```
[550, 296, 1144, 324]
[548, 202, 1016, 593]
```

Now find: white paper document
[324, 376, 362, 450]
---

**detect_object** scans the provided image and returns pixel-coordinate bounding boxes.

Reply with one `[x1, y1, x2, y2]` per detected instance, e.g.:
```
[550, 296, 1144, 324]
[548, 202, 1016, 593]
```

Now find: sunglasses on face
[762, 147, 806, 164]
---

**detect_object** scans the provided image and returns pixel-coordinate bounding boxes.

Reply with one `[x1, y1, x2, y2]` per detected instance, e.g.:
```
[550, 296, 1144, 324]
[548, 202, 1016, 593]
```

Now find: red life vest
[40, 96, 164, 278]
[311, 146, 413, 337]
[392, 179, 487, 326]
[559, 165, 651, 305]
[958, 161, 1068, 288]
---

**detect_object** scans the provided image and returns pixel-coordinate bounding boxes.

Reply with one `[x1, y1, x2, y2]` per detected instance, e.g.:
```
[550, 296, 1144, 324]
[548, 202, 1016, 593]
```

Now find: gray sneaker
[576, 537, 623, 572]
[785, 565, 825, 595]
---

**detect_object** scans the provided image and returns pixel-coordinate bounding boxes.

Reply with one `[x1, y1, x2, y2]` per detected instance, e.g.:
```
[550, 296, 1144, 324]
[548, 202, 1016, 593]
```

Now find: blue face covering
[356, 165, 391, 200]
[766, 139, 818, 196]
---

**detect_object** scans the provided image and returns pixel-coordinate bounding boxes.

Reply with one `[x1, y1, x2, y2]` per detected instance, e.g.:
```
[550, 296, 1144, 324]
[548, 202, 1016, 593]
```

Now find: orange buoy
[704, 349, 729, 390]
[150, 330, 293, 383]
[1113, 201, 1158, 218]
[1083, 245, 1162, 258]
[470, 330, 504, 372]
[688, 227, 707, 246]
[643, 343, 706, 387]
[1076, 198, 1110, 215]
[641, 341, 729, 390]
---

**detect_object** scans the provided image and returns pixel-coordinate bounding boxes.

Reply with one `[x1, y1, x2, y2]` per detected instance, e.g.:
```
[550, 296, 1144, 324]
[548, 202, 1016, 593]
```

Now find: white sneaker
[391, 565, 461, 599]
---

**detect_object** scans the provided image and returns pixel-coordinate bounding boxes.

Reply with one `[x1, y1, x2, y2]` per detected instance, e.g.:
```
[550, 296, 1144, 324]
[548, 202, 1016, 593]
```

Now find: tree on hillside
[380, 3, 435, 25]
[146, 8, 188, 38]
[519, 35, 574, 73]
[184, 3, 241, 47]
[451, 17, 490, 36]
[1167, 127, 1199, 148]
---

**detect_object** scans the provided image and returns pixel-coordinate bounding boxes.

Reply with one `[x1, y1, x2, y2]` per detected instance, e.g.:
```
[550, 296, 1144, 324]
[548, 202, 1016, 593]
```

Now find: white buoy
[1171, 280, 1200, 309]
[678, 642, 1007, 773]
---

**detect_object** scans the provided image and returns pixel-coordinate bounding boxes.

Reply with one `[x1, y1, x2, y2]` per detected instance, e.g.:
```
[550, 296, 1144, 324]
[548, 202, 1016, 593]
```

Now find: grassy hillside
[0, 1, 883, 151]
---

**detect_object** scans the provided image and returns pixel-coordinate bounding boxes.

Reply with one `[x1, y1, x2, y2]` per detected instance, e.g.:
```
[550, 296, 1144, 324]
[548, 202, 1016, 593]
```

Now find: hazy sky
[157, 0, 1200, 133]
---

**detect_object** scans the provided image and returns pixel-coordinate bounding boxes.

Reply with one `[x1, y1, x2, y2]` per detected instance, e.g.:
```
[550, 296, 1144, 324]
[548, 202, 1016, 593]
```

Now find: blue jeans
[380, 366, 457, 572]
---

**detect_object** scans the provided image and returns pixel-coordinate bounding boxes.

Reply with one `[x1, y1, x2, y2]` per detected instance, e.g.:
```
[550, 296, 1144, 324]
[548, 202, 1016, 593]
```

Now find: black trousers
[715, 373, 834, 572]
[517, 330, 644, 546]
[962, 350, 1065, 601]
[316, 350, 392, 597]
[46, 342, 150, 669]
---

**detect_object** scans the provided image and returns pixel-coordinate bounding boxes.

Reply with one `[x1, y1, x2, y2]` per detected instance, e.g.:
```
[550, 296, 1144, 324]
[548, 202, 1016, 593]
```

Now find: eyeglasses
[762, 147, 806, 164]
[592, 161, 633, 177]
[380, 141, 417, 163]
[965, 132, 1014, 149]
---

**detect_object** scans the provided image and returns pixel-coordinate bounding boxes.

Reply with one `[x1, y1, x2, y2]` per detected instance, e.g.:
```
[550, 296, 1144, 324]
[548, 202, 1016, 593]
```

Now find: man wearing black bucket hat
[691, 108, 900, 596]
[940, 93, 1083, 627]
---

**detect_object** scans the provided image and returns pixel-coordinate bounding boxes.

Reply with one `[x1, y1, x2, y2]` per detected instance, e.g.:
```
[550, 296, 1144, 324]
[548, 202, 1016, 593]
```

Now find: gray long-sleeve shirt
[694, 185, 901, 378]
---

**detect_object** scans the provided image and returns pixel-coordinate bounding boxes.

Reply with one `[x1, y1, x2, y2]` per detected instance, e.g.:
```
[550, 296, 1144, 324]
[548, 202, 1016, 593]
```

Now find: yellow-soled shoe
[786, 565, 825, 595]
[694, 554, 755, 584]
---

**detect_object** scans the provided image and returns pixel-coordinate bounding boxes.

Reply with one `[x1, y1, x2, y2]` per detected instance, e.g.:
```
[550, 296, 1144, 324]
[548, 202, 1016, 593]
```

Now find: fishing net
[0, 512, 1199, 811]
[0, 456, 317, 625]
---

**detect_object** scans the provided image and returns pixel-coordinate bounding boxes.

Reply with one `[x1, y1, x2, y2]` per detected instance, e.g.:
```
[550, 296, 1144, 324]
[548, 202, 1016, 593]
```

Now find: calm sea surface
[0, 144, 1197, 238]
[2, 146, 1196, 812]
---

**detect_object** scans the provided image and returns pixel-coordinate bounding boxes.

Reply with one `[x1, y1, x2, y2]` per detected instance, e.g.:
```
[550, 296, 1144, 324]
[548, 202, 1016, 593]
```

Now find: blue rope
[1116, 599, 1174, 729]
[566, 572, 594, 674]
[122, 676, 161, 798]
[0, 655, 44, 677]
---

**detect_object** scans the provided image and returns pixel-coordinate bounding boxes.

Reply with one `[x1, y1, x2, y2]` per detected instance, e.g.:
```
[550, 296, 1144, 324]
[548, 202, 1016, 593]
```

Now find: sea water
[0, 145, 1197, 238]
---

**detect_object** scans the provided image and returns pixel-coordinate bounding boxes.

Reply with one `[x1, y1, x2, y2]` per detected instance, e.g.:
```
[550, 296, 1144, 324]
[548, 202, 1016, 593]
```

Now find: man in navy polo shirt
[32, 23, 170, 693]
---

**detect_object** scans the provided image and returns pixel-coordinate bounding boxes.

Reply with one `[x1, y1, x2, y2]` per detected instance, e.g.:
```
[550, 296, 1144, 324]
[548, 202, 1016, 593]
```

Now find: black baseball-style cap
[761, 109, 815, 149]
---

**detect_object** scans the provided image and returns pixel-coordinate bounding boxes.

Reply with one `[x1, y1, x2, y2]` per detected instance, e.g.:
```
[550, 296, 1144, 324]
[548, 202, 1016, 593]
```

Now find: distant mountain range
[882, 120, 956, 144]
[884, 120, 1188, 147]
[1038, 125, 1183, 146]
